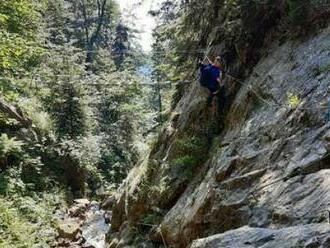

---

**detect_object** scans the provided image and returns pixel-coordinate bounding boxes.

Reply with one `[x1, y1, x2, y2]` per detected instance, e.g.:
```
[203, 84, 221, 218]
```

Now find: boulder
[69, 205, 87, 218]
[57, 218, 82, 240]
[104, 211, 112, 224]
[101, 195, 116, 210]
[74, 198, 90, 206]
[68, 198, 91, 218]
[190, 224, 330, 248]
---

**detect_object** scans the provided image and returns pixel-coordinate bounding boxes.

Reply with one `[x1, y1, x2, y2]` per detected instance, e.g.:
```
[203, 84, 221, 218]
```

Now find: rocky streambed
[55, 199, 111, 248]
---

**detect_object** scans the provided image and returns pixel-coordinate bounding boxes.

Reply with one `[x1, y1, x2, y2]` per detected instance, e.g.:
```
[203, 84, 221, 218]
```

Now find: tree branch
[86, 0, 107, 65]
[0, 97, 32, 127]
[80, 0, 90, 44]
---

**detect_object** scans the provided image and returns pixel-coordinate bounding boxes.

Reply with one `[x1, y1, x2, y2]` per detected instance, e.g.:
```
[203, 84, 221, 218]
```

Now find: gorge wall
[106, 21, 330, 248]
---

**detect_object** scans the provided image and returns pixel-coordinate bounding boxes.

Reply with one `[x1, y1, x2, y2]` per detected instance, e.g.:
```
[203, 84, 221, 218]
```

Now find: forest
[0, 0, 161, 246]
[1, 0, 330, 247]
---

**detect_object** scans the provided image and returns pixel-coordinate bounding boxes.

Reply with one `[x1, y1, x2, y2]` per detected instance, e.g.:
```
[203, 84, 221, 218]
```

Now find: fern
[287, 93, 301, 108]
[0, 134, 24, 159]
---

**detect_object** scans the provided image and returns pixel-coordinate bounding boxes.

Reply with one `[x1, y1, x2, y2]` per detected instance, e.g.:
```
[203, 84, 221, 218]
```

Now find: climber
[199, 56, 226, 112]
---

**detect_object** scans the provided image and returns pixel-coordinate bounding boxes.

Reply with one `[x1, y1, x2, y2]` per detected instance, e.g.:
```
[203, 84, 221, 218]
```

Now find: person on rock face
[199, 56, 226, 114]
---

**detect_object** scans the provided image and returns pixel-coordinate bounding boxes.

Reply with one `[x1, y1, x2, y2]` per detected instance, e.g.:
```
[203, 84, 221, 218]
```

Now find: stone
[69, 198, 92, 219]
[215, 155, 246, 182]
[69, 205, 87, 218]
[321, 235, 330, 247]
[108, 236, 120, 248]
[305, 236, 321, 248]
[56, 238, 70, 247]
[138, 241, 155, 248]
[221, 169, 266, 189]
[101, 195, 116, 210]
[74, 198, 90, 206]
[104, 211, 112, 224]
[190, 224, 330, 248]
[81, 209, 110, 248]
[323, 131, 330, 142]
[57, 218, 82, 240]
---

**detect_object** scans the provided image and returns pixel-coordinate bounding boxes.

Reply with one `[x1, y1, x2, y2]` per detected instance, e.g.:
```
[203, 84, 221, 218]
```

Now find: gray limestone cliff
[106, 25, 330, 248]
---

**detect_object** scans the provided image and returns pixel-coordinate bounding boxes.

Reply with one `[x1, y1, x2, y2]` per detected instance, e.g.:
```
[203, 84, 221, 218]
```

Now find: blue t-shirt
[208, 65, 221, 91]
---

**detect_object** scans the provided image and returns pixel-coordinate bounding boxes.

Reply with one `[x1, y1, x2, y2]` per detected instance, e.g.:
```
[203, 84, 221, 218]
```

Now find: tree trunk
[85, 0, 107, 67]
[156, 79, 163, 123]
[0, 97, 32, 127]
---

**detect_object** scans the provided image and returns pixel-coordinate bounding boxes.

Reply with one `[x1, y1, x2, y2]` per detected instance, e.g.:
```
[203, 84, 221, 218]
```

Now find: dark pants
[206, 86, 218, 106]
[206, 86, 226, 115]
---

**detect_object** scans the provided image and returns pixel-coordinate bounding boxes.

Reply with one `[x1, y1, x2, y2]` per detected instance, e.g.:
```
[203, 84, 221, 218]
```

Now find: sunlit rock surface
[82, 202, 110, 248]
[108, 25, 330, 247]
[56, 199, 109, 248]
[190, 224, 330, 248]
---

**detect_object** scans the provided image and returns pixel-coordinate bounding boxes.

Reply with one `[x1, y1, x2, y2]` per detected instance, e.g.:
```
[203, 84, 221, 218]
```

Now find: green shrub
[0, 134, 24, 169]
[287, 93, 301, 108]
[172, 155, 199, 168]
[142, 212, 163, 226]
[169, 135, 208, 179]
[21, 97, 54, 137]
[0, 134, 24, 158]
[172, 155, 200, 179]
[287, 0, 310, 25]
[175, 136, 207, 157]
[0, 191, 65, 248]
[0, 200, 37, 248]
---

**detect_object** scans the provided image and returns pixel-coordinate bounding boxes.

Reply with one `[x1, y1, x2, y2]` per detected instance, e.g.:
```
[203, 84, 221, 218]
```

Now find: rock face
[190, 224, 330, 248]
[108, 26, 330, 247]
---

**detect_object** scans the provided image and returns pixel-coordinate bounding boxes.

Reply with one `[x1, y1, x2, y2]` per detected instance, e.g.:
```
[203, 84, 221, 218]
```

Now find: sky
[116, 0, 162, 52]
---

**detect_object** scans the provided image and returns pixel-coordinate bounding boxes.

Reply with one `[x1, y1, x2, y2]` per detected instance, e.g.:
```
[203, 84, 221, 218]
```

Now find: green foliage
[142, 212, 163, 226]
[287, 0, 310, 25]
[0, 0, 44, 77]
[175, 136, 207, 154]
[148, 176, 170, 197]
[0, 157, 52, 197]
[287, 93, 301, 108]
[0, 200, 38, 248]
[0, 191, 66, 248]
[172, 155, 199, 168]
[53, 83, 88, 138]
[21, 97, 54, 137]
[56, 134, 103, 189]
[0, 134, 24, 160]
[0, 154, 66, 247]
[0, 0, 158, 243]
[0, 34, 43, 75]
[170, 135, 208, 179]
[0, 0, 43, 35]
